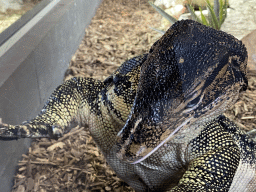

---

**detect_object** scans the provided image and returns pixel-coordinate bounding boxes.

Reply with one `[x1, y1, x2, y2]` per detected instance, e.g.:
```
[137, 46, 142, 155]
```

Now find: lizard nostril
[240, 80, 248, 92]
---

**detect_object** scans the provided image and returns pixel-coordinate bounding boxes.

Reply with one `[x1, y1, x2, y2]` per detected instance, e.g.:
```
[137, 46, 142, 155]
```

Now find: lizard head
[117, 20, 248, 164]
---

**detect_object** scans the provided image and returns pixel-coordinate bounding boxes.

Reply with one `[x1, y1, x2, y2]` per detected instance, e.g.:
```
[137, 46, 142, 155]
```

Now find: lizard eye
[186, 96, 201, 109]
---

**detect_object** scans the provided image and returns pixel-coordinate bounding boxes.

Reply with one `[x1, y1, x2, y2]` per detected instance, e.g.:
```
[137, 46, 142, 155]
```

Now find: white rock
[160, 4, 186, 30]
[179, 9, 209, 20]
[167, 4, 185, 16]
[154, 0, 177, 9]
[221, 0, 256, 39]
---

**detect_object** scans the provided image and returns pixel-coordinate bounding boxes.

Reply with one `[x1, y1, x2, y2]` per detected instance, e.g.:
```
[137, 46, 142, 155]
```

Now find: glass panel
[0, 0, 43, 33]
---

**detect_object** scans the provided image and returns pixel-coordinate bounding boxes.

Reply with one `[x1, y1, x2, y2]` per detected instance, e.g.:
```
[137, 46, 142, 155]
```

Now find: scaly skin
[0, 20, 255, 191]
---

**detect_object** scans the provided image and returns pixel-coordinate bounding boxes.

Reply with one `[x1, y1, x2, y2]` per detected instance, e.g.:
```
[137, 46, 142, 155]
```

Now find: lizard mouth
[116, 78, 240, 164]
[117, 88, 243, 164]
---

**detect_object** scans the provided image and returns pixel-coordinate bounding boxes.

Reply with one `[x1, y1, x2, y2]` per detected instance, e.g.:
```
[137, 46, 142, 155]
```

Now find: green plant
[149, 0, 228, 31]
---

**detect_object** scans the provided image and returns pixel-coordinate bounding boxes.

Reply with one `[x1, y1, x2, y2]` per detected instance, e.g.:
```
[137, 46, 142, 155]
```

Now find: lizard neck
[79, 81, 136, 154]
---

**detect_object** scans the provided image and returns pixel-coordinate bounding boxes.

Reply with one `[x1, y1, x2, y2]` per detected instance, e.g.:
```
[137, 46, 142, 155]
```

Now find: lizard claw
[0, 123, 21, 138]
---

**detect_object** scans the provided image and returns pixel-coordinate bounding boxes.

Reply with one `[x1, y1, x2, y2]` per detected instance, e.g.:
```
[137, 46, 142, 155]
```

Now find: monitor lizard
[0, 20, 255, 191]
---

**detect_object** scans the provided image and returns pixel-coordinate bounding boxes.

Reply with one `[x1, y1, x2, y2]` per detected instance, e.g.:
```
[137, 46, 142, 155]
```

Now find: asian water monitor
[0, 20, 255, 191]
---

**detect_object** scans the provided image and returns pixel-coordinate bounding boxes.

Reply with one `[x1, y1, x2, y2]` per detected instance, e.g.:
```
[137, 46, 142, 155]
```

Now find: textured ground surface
[10, 0, 256, 191]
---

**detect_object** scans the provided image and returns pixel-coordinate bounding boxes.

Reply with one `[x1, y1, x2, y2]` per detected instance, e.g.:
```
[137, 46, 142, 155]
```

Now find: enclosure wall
[0, 0, 102, 190]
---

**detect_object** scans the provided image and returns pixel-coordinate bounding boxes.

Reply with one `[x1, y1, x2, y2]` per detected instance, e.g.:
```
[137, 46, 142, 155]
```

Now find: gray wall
[0, 0, 102, 190]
